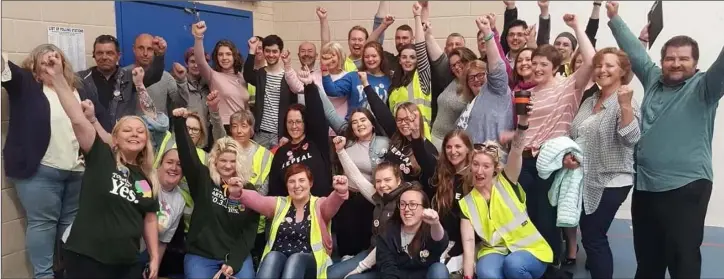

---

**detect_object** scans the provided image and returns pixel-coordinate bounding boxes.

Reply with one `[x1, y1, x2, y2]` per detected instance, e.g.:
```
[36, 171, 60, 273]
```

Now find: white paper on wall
[47, 26, 86, 71]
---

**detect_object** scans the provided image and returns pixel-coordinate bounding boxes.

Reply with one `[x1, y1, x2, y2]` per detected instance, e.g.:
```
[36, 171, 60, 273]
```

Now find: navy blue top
[2, 61, 108, 179]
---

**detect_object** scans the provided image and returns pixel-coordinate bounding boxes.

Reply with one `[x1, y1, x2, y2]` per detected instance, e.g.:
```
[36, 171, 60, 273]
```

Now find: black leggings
[64, 249, 141, 279]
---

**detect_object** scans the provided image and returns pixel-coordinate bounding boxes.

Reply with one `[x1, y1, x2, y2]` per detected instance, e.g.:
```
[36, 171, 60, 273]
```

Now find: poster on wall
[47, 26, 86, 71]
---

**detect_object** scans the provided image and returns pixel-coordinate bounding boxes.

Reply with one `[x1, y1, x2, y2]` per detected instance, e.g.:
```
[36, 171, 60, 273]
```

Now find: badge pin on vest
[373, 219, 380, 227]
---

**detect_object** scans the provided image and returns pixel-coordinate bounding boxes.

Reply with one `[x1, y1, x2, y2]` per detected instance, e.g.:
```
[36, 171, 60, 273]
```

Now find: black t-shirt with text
[65, 135, 159, 265]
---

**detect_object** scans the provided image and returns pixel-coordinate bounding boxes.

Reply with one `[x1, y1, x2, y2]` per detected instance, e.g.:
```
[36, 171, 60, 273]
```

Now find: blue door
[115, 1, 253, 70]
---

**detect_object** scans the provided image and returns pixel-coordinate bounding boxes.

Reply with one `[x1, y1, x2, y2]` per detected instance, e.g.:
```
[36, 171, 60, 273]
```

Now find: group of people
[2, 0, 721, 279]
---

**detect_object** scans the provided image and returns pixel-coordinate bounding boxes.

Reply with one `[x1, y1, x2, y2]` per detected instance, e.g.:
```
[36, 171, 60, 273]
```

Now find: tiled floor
[563, 219, 724, 278]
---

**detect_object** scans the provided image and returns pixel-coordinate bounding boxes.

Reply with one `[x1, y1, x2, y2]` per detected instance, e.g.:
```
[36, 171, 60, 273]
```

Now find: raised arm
[478, 15, 509, 95]
[192, 21, 214, 81]
[142, 36, 167, 87]
[315, 77, 349, 133]
[43, 53, 96, 152]
[615, 86, 641, 147]
[321, 72, 354, 98]
[282, 54, 306, 94]
[360, 73, 397, 136]
[502, 112, 528, 184]
[320, 176, 350, 222]
[317, 7, 331, 46]
[368, 1, 391, 44]
[172, 111, 204, 193]
[336, 147, 375, 203]
[587, 1, 603, 47]
[171, 64, 191, 107]
[132, 67, 159, 120]
[536, 0, 551, 46]
[206, 90, 227, 141]
[606, 2, 660, 89]
[301, 83, 332, 166]
[703, 45, 724, 104]
[243, 37, 261, 87]
[565, 14, 596, 91]
[412, 3, 432, 95]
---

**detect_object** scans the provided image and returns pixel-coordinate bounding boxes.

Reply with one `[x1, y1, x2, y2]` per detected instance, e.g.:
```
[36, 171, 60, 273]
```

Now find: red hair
[284, 164, 314, 184]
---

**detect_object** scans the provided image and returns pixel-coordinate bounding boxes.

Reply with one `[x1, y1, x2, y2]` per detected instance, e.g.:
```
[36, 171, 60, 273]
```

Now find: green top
[173, 116, 260, 272]
[65, 135, 159, 264]
[609, 15, 724, 192]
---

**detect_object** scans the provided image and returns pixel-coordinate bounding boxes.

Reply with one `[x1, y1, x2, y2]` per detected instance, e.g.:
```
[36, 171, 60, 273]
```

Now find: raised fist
[298, 65, 313, 85]
[316, 6, 327, 20]
[151, 36, 167, 55]
[192, 21, 207, 38]
[281, 49, 291, 66]
[606, 1, 619, 19]
[248, 37, 260, 54]
[332, 175, 349, 194]
[357, 71, 369, 87]
[333, 136, 347, 152]
[475, 16, 491, 34]
[412, 2, 422, 16]
[172, 63, 187, 81]
[132, 67, 145, 87]
[617, 85, 634, 107]
[563, 14, 578, 28]
[421, 208, 440, 225]
[172, 108, 190, 118]
[80, 99, 96, 122]
[382, 15, 395, 26]
[206, 90, 220, 112]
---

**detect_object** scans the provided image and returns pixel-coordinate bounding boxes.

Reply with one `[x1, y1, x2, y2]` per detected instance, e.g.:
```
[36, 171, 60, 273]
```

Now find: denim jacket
[318, 86, 389, 169]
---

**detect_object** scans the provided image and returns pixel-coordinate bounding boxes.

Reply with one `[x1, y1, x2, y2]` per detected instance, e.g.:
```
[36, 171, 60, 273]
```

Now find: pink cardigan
[236, 190, 348, 254]
[284, 64, 348, 136]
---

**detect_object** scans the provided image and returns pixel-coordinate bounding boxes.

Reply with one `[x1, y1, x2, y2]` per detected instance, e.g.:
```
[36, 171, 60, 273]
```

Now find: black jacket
[243, 54, 298, 136]
[370, 184, 411, 248]
[376, 221, 449, 279]
[77, 54, 165, 129]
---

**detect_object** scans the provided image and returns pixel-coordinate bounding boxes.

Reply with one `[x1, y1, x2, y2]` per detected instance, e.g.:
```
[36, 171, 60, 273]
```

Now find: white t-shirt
[155, 186, 185, 244]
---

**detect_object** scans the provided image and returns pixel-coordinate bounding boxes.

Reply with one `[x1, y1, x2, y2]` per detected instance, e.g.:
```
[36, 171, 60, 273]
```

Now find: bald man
[124, 33, 187, 123]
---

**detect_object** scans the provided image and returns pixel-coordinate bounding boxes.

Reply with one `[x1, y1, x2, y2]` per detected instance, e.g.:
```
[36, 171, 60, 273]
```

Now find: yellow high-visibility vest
[154, 132, 208, 233]
[248, 84, 256, 98]
[344, 57, 359, 72]
[248, 142, 273, 234]
[388, 71, 432, 141]
[458, 175, 553, 263]
[262, 196, 333, 278]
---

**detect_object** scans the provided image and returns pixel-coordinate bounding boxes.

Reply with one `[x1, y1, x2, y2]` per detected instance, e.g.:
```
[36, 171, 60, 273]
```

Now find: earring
[493, 171, 498, 177]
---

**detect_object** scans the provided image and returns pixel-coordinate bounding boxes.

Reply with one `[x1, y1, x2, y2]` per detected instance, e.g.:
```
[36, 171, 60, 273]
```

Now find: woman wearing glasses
[376, 186, 450, 279]
[459, 108, 552, 279]
[456, 16, 514, 145]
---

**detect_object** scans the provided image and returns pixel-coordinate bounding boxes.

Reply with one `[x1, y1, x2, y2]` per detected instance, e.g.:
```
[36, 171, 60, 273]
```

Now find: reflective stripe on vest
[262, 196, 333, 278]
[459, 175, 553, 263]
[249, 143, 273, 234]
[154, 132, 208, 168]
[388, 71, 433, 140]
[344, 57, 359, 72]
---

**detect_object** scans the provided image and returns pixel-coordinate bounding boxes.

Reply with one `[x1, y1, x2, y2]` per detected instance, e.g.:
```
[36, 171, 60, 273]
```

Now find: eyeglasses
[187, 127, 201, 134]
[467, 72, 487, 81]
[287, 120, 304, 127]
[395, 114, 417, 124]
[399, 202, 421, 210]
[474, 143, 499, 153]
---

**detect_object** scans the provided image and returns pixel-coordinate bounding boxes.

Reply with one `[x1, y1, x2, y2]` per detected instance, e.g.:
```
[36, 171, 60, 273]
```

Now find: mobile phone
[143, 263, 150, 278]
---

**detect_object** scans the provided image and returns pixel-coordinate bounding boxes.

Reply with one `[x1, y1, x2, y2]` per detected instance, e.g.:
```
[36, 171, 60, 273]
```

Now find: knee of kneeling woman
[257, 251, 288, 278]
[283, 253, 317, 278]
[426, 262, 449, 279]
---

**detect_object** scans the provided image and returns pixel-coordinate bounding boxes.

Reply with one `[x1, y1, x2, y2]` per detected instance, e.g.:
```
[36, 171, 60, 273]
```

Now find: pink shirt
[284, 65, 348, 136]
[194, 40, 249, 125]
[524, 75, 584, 152]
[237, 189, 348, 254]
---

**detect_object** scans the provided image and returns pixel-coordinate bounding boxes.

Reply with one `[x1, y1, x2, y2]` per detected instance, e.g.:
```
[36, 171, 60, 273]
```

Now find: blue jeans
[327, 250, 370, 279]
[427, 262, 450, 279]
[476, 251, 547, 279]
[580, 186, 631, 279]
[256, 251, 317, 279]
[183, 253, 254, 279]
[12, 165, 82, 278]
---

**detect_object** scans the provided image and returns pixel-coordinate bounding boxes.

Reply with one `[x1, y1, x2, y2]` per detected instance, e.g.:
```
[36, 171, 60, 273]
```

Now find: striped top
[260, 72, 284, 133]
[524, 75, 583, 151]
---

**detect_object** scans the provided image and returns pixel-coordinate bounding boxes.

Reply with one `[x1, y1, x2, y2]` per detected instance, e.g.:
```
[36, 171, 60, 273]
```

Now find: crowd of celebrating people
[2, 0, 722, 279]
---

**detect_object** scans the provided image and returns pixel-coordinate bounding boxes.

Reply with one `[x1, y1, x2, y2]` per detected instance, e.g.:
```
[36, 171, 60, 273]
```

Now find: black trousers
[519, 156, 560, 265]
[631, 179, 712, 279]
[64, 249, 142, 279]
[580, 186, 632, 279]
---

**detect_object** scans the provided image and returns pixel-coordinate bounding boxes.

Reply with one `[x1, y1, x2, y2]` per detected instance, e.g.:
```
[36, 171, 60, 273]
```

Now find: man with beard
[283, 41, 321, 104]
[123, 33, 186, 120]
[607, 2, 724, 278]
[500, 0, 551, 68]
[78, 34, 166, 129]
[244, 35, 298, 149]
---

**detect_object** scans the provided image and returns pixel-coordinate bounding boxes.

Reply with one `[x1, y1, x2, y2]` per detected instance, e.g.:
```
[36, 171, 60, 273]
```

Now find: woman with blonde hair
[1, 45, 112, 278]
[170, 107, 260, 279]
[32, 51, 161, 278]
[459, 109, 552, 279]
